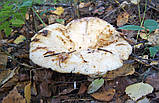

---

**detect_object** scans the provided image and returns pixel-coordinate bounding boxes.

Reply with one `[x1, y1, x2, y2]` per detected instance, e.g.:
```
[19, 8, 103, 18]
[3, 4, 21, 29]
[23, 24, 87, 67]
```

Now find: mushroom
[30, 17, 132, 77]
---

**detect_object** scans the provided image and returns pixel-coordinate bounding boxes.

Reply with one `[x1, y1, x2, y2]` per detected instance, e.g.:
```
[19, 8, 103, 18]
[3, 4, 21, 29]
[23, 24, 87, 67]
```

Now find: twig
[103, 7, 119, 19]
[0, 47, 33, 68]
[131, 53, 159, 70]
[32, 7, 46, 27]
[33, 3, 71, 7]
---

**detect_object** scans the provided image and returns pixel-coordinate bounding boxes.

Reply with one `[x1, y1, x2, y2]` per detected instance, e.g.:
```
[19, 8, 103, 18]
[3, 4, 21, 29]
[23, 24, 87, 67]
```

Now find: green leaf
[0, 10, 14, 18]
[40, 10, 47, 15]
[14, 13, 25, 20]
[118, 25, 144, 31]
[87, 78, 104, 94]
[11, 19, 25, 25]
[20, 1, 32, 7]
[56, 19, 64, 24]
[0, 17, 9, 23]
[149, 46, 159, 57]
[4, 27, 12, 37]
[33, 0, 43, 4]
[144, 19, 158, 33]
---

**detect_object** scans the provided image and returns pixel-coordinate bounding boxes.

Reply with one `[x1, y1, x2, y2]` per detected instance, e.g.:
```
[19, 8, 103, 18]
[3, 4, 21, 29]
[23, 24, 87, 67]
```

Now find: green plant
[0, 0, 45, 37]
[0, 1, 32, 36]
[118, 19, 159, 57]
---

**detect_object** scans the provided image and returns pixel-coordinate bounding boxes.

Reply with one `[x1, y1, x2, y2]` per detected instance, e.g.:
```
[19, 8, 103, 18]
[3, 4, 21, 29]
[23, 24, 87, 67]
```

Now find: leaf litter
[0, 0, 159, 102]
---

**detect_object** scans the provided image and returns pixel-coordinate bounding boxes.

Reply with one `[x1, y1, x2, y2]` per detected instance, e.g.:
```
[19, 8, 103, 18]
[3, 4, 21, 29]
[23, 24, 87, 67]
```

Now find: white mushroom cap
[30, 17, 132, 77]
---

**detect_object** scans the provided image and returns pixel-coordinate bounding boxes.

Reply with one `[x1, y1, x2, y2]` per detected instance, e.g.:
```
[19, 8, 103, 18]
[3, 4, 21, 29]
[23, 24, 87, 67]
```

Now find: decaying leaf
[0, 52, 8, 69]
[140, 32, 148, 40]
[87, 78, 104, 94]
[0, 68, 16, 87]
[145, 72, 159, 90]
[117, 12, 129, 26]
[0, 70, 11, 84]
[40, 81, 51, 97]
[78, 83, 87, 95]
[13, 35, 26, 44]
[137, 97, 150, 103]
[103, 64, 135, 80]
[147, 29, 159, 46]
[91, 88, 115, 102]
[52, 7, 64, 16]
[2, 87, 26, 103]
[125, 82, 154, 101]
[24, 81, 31, 103]
[48, 15, 59, 24]
[130, 0, 140, 5]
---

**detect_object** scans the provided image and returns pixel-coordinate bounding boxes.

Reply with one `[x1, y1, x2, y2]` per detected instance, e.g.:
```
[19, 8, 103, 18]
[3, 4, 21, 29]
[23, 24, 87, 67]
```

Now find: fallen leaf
[91, 88, 115, 102]
[33, 69, 53, 82]
[40, 81, 51, 97]
[134, 43, 143, 49]
[78, 83, 87, 95]
[31, 82, 37, 96]
[137, 97, 150, 103]
[0, 52, 8, 69]
[53, 7, 64, 16]
[140, 32, 148, 40]
[48, 15, 59, 24]
[145, 72, 159, 90]
[2, 87, 26, 103]
[125, 82, 154, 101]
[0, 68, 16, 87]
[147, 29, 159, 46]
[117, 12, 129, 26]
[87, 78, 104, 94]
[79, 2, 91, 8]
[13, 35, 26, 44]
[0, 70, 10, 84]
[24, 81, 31, 103]
[150, 61, 158, 65]
[59, 88, 77, 95]
[103, 64, 135, 80]
[131, 0, 140, 5]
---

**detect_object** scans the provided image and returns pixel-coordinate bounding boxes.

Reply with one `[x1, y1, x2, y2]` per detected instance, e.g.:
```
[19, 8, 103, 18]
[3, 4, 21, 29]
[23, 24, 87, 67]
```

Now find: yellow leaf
[13, 35, 26, 44]
[117, 12, 129, 26]
[140, 33, 148, 40]
[24, 82, 31, 103]
[53, 7, 64, 16]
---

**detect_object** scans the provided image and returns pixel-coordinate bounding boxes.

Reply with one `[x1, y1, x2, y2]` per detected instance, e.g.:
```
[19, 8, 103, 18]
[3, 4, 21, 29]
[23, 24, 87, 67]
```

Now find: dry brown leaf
[24, 81, 31, 103]
[40, 81, 51, 97]
[48, 15, 59, 24]
[91, 88, 115, 102]
[31, 82, 37, 96]
[0, 68, 16, 87]
[117, 12, 129, 26]
[78, 83, 87, 95]
[145, 72, 159, 90]
[103, 64, 135, 80]
[0, 70, 11, 84]
[2, 87, 26, 103]
[147, 29, 159, 46]
[0, 52, 8, 69]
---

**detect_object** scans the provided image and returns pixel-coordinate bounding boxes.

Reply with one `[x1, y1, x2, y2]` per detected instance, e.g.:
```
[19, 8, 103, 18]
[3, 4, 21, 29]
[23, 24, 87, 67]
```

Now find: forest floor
[0, 0, 159, 103]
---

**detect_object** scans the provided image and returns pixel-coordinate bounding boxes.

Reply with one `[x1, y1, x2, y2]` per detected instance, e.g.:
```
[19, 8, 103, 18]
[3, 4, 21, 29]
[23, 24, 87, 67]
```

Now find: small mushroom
[30, 17, 132, 77]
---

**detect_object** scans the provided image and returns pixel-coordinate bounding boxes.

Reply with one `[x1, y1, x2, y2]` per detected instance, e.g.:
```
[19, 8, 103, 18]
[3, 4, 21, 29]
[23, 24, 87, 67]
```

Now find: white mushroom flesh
[30, 17, 132, 77]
